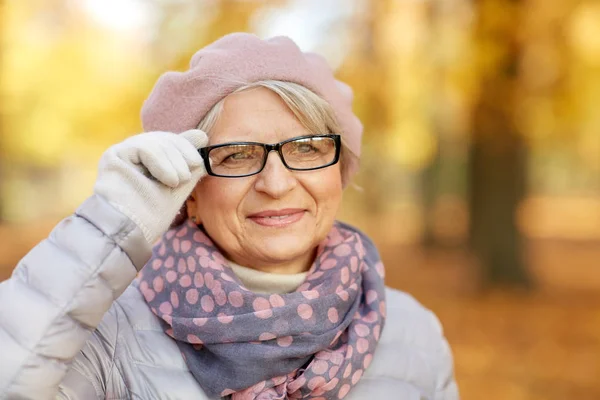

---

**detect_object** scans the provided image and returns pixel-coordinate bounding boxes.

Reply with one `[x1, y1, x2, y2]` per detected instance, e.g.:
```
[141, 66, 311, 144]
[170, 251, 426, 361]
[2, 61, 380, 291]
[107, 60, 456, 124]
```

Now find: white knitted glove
[94, 130, 208, 244]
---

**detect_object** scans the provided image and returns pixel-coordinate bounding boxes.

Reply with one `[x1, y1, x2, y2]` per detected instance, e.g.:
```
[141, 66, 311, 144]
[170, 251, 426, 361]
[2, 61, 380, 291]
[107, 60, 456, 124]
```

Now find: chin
[254, 235, 314, 262]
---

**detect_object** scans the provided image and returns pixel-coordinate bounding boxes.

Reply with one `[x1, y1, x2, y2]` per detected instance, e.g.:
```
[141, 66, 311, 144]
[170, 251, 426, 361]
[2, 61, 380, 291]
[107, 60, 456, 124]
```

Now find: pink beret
[141, 33, 362, 182]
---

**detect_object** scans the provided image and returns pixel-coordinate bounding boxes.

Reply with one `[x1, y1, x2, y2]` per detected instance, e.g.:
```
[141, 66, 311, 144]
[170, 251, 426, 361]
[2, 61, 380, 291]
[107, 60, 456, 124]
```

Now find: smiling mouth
[247, 209, 306, 227]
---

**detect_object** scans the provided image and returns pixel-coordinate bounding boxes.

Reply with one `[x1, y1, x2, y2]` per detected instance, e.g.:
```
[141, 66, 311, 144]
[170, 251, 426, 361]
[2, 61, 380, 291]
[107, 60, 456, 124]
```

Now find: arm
[0, 129, 208, 400]
[0, 195, 150, 400]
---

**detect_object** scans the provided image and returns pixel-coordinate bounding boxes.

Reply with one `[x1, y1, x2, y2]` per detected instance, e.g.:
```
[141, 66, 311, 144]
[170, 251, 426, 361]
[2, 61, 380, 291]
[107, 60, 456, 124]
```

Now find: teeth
[266, 215, 290, 219]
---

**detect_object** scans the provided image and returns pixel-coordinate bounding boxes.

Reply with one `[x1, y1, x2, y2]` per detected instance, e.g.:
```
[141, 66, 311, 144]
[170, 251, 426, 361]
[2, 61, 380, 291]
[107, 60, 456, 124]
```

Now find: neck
[228, 248, 316, 275]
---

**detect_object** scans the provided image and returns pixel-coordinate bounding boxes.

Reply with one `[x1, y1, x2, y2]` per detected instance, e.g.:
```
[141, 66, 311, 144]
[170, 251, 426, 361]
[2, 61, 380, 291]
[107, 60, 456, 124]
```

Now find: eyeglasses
[199, 134, 341, 178]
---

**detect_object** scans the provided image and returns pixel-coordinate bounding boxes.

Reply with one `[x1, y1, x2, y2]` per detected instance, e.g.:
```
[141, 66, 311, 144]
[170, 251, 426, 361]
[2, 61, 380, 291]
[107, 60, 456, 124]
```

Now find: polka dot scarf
[137, 220, 386, 399]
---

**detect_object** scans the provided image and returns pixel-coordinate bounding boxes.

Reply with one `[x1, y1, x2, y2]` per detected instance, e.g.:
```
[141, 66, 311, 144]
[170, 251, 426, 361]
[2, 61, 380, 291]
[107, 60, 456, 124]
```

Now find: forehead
[208, 87, 311, 145]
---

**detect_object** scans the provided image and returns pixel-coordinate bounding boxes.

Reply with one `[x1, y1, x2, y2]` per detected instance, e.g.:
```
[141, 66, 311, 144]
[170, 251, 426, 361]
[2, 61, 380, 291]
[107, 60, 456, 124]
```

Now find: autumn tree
[0, 0, 5, 221]
[469, 0, 531, 287]
[149, 0, 286, 72]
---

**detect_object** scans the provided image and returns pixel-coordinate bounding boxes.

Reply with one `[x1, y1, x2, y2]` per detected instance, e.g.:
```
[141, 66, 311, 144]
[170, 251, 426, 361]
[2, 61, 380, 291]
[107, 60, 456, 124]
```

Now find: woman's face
[187, 87, 343, 273]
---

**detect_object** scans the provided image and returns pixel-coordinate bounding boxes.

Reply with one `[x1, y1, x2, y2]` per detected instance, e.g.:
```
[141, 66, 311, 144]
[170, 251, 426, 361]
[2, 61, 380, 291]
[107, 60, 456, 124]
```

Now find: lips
[247, 208, 306, 227]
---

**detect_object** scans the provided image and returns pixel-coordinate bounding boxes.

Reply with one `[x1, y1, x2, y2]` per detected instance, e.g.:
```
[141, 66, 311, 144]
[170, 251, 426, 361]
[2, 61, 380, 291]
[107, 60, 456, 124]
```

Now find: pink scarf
[137, 220, 386, 399]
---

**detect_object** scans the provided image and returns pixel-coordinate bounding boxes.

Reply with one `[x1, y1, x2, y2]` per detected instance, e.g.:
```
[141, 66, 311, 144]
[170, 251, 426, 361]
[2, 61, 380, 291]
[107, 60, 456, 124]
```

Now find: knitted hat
[141, 33, 362, 184]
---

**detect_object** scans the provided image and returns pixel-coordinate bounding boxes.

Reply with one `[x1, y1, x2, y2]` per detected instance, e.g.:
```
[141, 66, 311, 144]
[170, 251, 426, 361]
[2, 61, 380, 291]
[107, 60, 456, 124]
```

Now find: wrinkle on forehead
[208, 87, 311, 146]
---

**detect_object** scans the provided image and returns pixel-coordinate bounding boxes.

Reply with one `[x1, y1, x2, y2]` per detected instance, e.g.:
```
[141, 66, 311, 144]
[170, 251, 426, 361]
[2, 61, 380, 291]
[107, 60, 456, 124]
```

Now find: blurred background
[0, 0, 598, 398]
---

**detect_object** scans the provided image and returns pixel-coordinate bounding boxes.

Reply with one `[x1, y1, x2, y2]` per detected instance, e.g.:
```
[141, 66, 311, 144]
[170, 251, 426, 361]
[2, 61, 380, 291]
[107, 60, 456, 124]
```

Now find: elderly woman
[0, 34, 458, 399]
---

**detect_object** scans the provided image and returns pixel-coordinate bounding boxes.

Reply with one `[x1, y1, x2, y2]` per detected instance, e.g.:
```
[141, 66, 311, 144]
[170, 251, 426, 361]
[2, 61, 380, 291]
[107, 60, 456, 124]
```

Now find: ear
[185, 190, 202, 225]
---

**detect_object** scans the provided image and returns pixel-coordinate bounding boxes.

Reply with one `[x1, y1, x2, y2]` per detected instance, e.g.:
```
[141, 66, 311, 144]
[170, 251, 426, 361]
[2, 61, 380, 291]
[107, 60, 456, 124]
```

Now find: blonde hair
[197, 80, 357, 187]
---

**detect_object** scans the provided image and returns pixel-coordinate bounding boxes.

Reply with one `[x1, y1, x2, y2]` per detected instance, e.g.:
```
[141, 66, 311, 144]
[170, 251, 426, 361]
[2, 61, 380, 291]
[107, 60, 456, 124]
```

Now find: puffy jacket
[0, 195, 459, 400]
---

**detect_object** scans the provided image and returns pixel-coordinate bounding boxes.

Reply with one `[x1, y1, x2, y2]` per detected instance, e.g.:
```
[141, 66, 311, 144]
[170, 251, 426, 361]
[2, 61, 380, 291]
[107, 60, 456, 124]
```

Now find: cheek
[307, 168, 343, 212]
[195, 179, 246, 223]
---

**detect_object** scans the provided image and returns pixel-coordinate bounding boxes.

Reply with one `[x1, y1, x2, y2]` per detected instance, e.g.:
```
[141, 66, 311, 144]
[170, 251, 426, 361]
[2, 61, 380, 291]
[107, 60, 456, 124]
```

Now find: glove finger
[172, 133, 204, 168]
[162, 140, 192, 183]
[138, 143, 180, 187]
[180, 129, 209, 150]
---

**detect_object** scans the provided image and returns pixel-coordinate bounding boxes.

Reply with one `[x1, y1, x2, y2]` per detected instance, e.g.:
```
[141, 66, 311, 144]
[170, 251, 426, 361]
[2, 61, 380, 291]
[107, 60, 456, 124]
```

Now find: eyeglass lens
[208, 136, 337, 176]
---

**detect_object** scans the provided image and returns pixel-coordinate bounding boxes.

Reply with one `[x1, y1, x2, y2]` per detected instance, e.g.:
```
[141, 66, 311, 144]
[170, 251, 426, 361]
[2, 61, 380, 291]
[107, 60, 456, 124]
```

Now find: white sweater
[228, 262, 308, 294]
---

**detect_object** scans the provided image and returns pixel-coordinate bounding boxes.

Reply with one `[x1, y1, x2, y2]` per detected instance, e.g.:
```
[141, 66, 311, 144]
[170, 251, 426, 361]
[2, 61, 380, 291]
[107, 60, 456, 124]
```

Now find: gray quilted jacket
[0, 195, 459, 400]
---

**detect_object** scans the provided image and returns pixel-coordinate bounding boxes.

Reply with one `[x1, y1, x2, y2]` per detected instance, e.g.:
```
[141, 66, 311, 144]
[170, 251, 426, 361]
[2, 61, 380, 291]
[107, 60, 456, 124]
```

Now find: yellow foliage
[568, 2, 600, 65]
[385, 120, 439, 172]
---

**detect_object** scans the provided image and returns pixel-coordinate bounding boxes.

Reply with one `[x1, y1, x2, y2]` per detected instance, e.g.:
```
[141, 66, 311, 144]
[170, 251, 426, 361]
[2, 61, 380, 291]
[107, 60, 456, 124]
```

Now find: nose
[253, 151, 297, 198]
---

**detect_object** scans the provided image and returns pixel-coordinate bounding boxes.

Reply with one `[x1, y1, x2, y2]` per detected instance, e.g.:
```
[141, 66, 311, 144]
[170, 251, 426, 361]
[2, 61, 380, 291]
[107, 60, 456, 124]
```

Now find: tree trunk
[0, 0, 5, 222]
[421, 138, 442, 247]
[469, 0, 531, 287]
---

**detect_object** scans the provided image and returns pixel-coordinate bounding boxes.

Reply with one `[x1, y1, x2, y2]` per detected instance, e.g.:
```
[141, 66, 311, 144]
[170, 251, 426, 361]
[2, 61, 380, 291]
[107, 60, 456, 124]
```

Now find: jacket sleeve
[0, 194, 152, 400]
[428, 311, 460, 400]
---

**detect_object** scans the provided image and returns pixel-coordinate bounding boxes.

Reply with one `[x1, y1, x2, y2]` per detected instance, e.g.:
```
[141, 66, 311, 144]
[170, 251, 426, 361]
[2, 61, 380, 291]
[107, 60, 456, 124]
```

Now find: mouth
[247, 208, 307, 227]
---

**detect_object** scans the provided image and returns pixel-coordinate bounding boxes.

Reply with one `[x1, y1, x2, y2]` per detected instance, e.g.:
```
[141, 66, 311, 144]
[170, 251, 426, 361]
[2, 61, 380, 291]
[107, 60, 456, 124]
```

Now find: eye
[289, 139, 324, 154]
[209, 145, 263, 167]
[227, 151, 254, 160]
[296, 143, 318, 153]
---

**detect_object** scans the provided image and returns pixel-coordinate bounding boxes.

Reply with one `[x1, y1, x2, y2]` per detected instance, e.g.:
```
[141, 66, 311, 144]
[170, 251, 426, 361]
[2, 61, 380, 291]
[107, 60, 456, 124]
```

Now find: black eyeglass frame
[199, 134, 342, 178]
